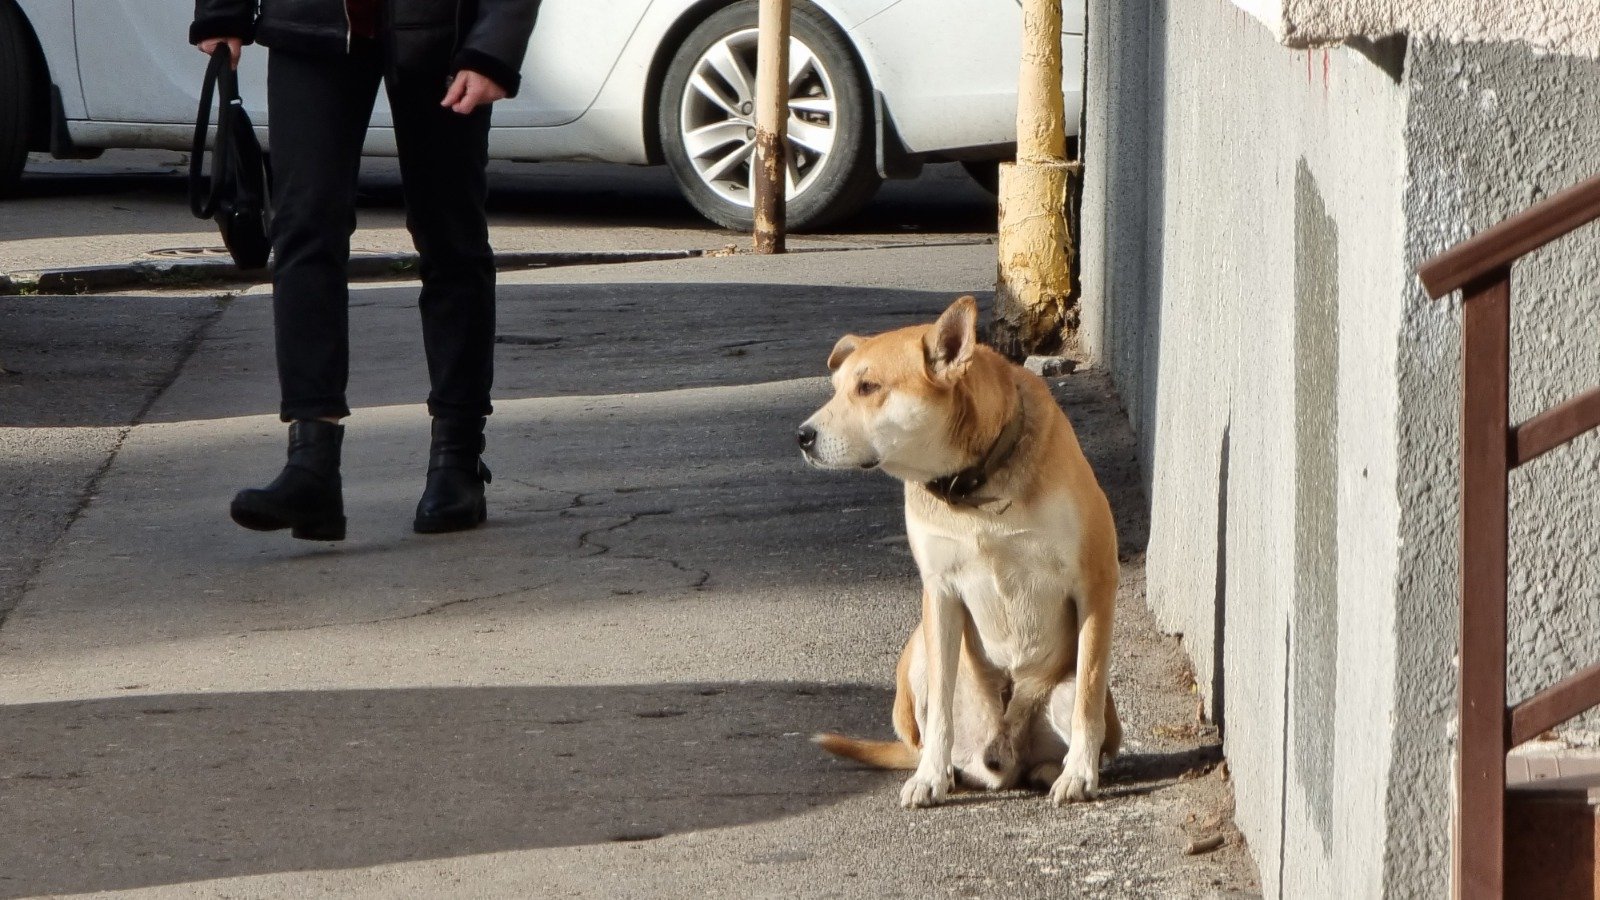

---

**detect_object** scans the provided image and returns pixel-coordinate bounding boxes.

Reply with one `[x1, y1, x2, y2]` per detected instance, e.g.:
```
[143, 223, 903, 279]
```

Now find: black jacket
[191, 0, 538, 97]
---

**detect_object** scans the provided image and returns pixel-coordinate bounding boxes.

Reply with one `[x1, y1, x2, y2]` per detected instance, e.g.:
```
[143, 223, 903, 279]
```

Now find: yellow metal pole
[994, 0, 1076, 357]
[753, 0, 792, 254]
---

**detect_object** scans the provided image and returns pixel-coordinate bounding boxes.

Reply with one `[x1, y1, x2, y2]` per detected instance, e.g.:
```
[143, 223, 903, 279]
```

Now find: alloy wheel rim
[678, 28, 838, 210]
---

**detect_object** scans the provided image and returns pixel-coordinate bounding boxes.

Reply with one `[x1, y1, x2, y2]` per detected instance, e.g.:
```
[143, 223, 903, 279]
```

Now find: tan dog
[798, 296, 1120, 808]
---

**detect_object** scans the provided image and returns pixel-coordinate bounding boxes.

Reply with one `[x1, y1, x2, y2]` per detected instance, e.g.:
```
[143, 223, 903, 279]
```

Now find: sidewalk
[2, 154, 996, 279]
[0, 244, 1258, 898]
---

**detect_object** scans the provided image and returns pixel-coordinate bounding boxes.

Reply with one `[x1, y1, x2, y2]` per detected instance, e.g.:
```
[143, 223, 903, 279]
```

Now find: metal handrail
[1420, 175, 1600, 299]
[1417, 173, 1600, 900]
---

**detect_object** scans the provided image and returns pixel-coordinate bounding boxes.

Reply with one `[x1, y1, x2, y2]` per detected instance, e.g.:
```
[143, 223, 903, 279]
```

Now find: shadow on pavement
[10, 170, 187, 202]
[125, 282, 987, 426]
[9, 160, 994, 243]
[0, 682, 891, 898]
[1, 284, 978, 429]
[0, 294, 222, 429]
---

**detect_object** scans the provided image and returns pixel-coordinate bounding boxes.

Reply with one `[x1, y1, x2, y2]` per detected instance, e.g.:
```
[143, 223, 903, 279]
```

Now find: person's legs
[230, 44, 382, 541]
[266, 43, 384, 422]
[386, 61, 496, 420]
[386, 55, 497, 533]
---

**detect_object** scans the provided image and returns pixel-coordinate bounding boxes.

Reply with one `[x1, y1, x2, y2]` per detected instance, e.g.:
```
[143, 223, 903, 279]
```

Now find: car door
[849, 0, 1085, 154]
[74, 0, 654, 132]
[74, 0, 286, 126]
[493, 0, 654, 126]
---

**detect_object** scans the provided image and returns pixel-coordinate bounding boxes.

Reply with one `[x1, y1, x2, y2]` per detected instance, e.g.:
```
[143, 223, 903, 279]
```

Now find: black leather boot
[230, 420, 346, 541]
[414, 417, 492, 534]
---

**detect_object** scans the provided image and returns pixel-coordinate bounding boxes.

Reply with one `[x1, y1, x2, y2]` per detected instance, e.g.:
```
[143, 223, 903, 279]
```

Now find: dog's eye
[856, 380, 881, 397]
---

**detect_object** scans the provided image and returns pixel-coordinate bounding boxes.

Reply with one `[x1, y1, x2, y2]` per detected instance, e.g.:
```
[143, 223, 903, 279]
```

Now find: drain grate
[147, 246, 382, 259]
[147, 246, 231, 258]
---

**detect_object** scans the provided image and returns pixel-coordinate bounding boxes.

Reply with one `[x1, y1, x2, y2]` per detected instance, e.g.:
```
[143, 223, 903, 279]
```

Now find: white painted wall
[1080, 1, 1407, 895]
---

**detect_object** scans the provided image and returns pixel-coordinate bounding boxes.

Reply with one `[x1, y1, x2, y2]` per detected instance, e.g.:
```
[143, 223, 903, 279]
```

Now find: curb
[0, 249, 704, 296]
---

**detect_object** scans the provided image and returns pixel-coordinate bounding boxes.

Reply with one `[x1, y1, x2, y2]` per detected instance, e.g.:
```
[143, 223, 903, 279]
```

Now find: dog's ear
[827, 334, 862, 372]
[925, 296, 978, 379]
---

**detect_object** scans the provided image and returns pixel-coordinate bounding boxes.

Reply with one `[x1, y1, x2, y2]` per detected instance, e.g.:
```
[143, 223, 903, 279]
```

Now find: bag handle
[189, 45, 240, 220]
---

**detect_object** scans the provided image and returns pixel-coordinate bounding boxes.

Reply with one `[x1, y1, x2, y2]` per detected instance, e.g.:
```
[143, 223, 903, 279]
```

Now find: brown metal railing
[1418, 174, 1600, 900]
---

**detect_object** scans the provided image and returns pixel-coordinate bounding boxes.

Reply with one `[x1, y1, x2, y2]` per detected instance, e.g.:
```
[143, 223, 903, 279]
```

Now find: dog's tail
[812, 733, 919, 769]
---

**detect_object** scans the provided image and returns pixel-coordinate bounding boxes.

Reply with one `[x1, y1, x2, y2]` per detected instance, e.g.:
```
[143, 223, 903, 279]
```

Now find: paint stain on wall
[1293, 158, 1340, 848]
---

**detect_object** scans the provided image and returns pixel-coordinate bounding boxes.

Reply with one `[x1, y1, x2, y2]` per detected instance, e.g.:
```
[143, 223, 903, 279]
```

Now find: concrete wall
[1082, 1, 1600, 896]
[1080, 1, 1408, 895]
[1387, 38, 1600, 895]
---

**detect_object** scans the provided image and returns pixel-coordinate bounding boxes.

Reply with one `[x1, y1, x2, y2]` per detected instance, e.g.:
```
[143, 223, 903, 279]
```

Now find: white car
[0, 0, 1084, 229]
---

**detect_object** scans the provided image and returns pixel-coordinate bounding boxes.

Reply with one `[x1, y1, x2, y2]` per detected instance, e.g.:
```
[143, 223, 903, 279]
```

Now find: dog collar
[924, 386, 1028, 509]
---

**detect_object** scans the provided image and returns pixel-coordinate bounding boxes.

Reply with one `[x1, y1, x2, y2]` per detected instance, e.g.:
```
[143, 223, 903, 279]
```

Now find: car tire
[0, 0, 35, 198]
[659, 1, 880, 232]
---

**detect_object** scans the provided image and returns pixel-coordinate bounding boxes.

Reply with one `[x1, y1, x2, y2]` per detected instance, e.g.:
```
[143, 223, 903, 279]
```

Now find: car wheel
[659, 1, 881, 232]
[0, 0, 35, 197]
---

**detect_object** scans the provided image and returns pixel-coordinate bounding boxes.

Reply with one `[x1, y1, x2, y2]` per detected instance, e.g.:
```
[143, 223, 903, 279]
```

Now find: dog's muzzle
[796, 421, 878, 469]
[797, 423, 824, 467]
[796, 424, 824, 465]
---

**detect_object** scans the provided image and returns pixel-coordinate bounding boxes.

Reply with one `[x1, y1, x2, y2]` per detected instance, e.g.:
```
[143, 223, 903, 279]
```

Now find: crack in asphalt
[545, 488, 712, 590]
[244, 478, 717, 637]
[245, 583, 554, 634]
[507, 480, 713, 591]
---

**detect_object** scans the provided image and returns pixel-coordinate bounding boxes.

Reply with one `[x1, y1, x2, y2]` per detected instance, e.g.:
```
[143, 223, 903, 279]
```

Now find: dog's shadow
[0, 682, 890, 898]
[1097, 744, 1225, 799]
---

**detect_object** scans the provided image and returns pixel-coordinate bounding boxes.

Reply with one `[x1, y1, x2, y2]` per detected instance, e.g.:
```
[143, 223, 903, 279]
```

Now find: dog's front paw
[900, 768, 953, 809]
[1049, 749, 1100, 805]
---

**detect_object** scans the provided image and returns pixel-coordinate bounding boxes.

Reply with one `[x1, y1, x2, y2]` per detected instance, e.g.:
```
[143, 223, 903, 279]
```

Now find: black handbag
[189, 46, 272, 270]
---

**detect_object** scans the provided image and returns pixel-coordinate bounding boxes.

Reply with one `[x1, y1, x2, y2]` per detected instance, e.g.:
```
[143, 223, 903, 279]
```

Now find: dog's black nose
[796, 425, 817, 450]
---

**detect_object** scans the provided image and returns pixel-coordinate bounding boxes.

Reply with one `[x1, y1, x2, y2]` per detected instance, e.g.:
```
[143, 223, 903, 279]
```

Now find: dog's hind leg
[1032, 686, 1119, 791]
[956, 617, 1015, 788]
[992, 672, 1057, 788]
[892, 626, 923, 750]
[1029, 759, 1064, 790]
[1028, 677, 1073, 788]
[1040, 675, 1119, 770]
[1102, 686, 1122, 761]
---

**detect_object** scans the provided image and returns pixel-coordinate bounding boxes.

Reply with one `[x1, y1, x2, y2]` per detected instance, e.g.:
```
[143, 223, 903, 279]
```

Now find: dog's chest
[909, 497, 1083, 669]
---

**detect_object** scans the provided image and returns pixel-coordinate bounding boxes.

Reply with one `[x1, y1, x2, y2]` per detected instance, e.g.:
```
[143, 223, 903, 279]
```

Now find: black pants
[267, 38, 495, 423]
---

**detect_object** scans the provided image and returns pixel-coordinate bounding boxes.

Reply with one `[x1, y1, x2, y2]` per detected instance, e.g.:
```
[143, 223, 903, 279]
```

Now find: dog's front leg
[1051, 579, 1115, 805]
[901, 585, 964, 809]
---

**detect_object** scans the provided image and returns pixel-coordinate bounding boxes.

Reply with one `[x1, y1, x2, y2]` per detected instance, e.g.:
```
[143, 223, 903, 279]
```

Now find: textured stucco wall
[1079, 0, 1408, 895]
[1232, 0, 1600, 60]
[1082, 2, 1600, 892]
[1386, 38, 1600, 896]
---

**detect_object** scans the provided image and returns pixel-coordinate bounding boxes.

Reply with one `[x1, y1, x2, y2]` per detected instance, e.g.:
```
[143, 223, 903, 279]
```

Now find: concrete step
[1506, 753, 1600, 900]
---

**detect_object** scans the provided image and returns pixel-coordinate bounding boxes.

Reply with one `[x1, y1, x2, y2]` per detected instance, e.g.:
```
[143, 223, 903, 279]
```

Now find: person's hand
[197, 37, 243, 69]
[442, 70, 507, 115]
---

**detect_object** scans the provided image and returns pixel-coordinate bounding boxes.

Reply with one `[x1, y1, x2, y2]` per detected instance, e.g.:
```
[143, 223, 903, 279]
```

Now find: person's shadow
[0, 681, 890, 898]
